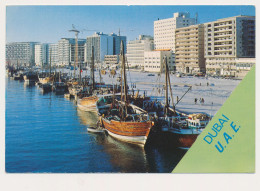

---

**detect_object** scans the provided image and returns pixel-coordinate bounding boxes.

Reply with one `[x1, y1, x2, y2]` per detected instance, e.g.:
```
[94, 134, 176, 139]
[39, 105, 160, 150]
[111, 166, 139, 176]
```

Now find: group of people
[194, 97, 205, 105]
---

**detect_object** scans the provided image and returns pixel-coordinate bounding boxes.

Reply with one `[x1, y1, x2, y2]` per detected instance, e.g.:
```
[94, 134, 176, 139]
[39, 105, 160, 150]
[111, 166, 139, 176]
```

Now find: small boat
[23, 71, 38, 83]
[147, 73, 155, 76]
[53, 82, 67, 94]
[38, 74, 54, 84]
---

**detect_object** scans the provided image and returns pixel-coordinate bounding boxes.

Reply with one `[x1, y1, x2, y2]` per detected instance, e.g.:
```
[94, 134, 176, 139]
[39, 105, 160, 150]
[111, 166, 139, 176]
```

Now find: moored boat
[100, 41, 154, 146]
[23, 71, 38, 83]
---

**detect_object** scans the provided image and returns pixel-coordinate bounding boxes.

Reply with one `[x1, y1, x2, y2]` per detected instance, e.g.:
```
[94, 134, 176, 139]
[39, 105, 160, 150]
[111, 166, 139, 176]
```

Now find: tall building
[85, 32, 126, 63]
[144, 49, 175, 73]
[58, 38, 86, 66]
[204, 15, 255, 76]
[48, 43, 59, 66]
[154, 12, 196, 51]
[126, 35, 154, 69]
[85, 32, 113, 63]
[175, 24, 205, 74]
[110, 33, 127, 55]
[35, 43, 49, 67]
[6, 42, 38, 67]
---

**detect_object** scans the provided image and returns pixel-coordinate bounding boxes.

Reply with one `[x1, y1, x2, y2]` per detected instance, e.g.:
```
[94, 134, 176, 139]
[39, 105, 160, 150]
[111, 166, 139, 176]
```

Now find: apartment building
[204, 15, 255, 76]
[175, 24, 205, 74]
[126, 35, 154, 69]
[6, 42, 38, 67]
[154, 12, 196, 51]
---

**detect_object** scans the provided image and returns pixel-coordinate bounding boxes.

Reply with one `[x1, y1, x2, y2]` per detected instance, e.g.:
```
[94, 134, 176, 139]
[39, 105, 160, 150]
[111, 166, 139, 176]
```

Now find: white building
[204, 15, 255, 76]
[58, 38, 86, 66]
[35, 43, 49, 67]
[48, 43, 59, 66]
[6, 42, 38, 67]
[154, 12, 196, 51]
[126, 35, 154, 69]
[144, 49, 175, 73]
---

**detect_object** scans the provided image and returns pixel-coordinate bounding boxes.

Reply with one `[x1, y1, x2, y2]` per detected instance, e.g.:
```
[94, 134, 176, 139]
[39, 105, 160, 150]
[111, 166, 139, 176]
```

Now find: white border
[0, 1, 259, 191]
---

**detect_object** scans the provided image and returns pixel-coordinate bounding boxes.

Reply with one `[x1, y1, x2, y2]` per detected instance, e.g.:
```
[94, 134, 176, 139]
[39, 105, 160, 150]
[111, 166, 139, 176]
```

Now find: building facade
[58, 38, 86, 66]
[6, 42, 38, 67]
[126, 35, 154, 69]
[85, 32, 126, 64]
[104, 55, 119, 65]
[154, 12, 196, 51]
[204, 16, 255, 76]
[35, 43, 49, 67]
[144, 49, 175, 73]
[175, 24, 205, 74]
[85, 32, 113, 63]
[48, 43, 59, 66]
[110, 33, 127, 55]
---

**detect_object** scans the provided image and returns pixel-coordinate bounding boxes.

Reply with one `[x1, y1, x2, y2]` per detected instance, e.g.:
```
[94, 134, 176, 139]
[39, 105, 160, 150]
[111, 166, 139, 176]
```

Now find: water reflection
[77, 109, 99, 127]
[6, 78, 187, 173]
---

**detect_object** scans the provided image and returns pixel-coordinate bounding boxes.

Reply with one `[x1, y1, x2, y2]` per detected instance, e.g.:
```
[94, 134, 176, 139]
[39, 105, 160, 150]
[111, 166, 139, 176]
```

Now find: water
[5, 78, 186, 173]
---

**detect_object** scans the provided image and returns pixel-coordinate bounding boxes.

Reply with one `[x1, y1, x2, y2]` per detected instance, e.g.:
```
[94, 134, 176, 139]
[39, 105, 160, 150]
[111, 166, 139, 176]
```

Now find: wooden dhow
[100, 41, 154, 146]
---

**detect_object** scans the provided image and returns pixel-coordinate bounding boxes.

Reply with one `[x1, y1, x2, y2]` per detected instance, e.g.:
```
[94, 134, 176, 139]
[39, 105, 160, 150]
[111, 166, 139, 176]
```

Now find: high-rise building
[126, 35, 154, 69]
[35, 43, 49, 67]
[175, 24, 205, 74]
[58, 38, 86, 66]
[110, 33, 127, 55]
[85, 32, 113, 63]
[48, 43, 59, 66]
[204, 15, 255, 76]
[85, 32, 126, 64]
[6, 42, 38, 67]
[154, 12, 196, 51]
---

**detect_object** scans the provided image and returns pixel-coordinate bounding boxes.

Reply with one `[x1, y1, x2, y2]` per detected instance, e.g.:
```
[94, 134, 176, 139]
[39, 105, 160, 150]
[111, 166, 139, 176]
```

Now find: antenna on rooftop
[195, 13, 198, 24]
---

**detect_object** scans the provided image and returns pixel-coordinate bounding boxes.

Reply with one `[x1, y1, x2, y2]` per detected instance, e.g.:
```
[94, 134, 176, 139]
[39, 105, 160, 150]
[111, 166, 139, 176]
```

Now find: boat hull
[39, 76, 53, 84]
[101, 118, 153, 146]
[77, 96, 99, 112]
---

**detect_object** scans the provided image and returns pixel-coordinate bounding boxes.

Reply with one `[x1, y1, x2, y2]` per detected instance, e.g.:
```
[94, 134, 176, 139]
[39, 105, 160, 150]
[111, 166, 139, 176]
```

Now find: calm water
[5, 78, 186, 173]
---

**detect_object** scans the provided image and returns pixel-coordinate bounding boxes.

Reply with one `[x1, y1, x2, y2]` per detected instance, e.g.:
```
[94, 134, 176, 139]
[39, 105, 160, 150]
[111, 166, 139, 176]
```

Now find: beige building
[154, 12, 196, 51]
[204, 15, 255, 76]
[175, 24, 205, 74]
[144, 49, 175, 73]
[104, 55, 119, 65]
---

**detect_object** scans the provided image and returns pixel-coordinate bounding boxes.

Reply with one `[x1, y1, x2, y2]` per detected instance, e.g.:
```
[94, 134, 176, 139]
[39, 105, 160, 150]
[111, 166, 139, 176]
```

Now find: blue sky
[6, 5, 255, 43]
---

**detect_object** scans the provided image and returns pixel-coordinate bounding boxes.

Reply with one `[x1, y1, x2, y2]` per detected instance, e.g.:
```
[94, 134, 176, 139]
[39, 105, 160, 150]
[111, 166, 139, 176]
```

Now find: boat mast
[49, 50, 52, 76]
[164, 56, 169, 116]
[120, 41, 128, 118]
[91, 46, 95, 89]
[79, 56, 81, 85]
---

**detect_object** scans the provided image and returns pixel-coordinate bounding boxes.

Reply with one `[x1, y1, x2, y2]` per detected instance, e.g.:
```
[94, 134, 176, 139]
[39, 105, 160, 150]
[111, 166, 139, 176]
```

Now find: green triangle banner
[173, 66, 255, 173]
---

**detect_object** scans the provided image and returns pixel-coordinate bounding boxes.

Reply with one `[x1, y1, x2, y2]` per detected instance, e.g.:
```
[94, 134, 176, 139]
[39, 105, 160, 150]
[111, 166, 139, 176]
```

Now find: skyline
[6, 5, 255, 43]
